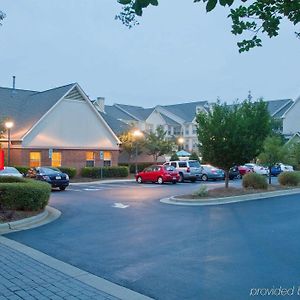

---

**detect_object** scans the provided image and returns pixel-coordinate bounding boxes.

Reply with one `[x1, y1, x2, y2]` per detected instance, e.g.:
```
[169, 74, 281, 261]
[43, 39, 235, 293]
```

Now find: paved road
[6, 179, 300, 300]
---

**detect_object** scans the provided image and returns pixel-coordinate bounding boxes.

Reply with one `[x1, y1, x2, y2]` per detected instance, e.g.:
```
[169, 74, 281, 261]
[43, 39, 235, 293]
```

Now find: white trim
[282, 97, 299, 118]
[271, 99, 293, 117]
[155, 106, 185, 124]
[114, 104, 141, 121]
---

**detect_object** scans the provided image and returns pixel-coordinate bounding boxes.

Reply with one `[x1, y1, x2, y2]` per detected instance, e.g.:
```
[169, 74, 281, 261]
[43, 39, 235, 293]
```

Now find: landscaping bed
[0, 209, 43, 223]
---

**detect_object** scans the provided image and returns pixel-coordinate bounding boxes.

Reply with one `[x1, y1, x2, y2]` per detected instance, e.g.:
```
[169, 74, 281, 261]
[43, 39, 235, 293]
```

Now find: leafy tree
[189, 151, 200, 162]
[170, 152, 179, 161]
[117, 0, 300, 52]
[284, 141, 300, 170]
[144, 126, 174, 161]
[118, 129, 144, 166]
[258, 136, 285, 184]
[196, 99, 271, 188]
[0, 10, 5, 25]
[0, 119, 5, 148]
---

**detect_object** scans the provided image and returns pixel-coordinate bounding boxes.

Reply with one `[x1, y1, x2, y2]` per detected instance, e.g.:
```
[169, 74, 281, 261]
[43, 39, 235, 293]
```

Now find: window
[171, 162, 177, 168]
[185, 125, 189, 136]
[30, 152, 41, 167]
[51, 152, 61, 167]
[178, 162, 187, 168]
[103, 151, 112, 167]
[174, 127, 181, 136]
[167, 125, 173, 136]
[86, 152, 95, 167]
[192, 125, 197, 134]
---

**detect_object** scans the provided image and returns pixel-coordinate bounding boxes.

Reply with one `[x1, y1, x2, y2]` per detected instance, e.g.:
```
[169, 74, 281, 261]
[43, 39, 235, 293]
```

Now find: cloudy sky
[0, 0, 299, 107]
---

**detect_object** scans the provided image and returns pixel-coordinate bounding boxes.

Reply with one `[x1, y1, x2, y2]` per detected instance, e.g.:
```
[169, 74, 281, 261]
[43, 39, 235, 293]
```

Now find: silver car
[200, 165, 225, 181]
[0, 167, 23, 178]
[163, 160, 202, 182]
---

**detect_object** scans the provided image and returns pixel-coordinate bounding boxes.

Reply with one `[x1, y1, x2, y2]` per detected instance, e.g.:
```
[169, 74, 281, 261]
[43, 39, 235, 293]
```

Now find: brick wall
[8, 148, 120, 171]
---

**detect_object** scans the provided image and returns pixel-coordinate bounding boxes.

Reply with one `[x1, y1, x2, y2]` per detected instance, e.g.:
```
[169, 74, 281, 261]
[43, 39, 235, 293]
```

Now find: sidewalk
[0, 237, 152, 300]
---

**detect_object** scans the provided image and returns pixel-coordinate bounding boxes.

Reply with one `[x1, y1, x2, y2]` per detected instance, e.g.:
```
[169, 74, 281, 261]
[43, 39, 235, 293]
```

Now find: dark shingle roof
[265, 99, 293, 117]
[114, 104, 153, 120]
[160, 101, 208, 122]
[104, 105, 137, 121]
[0, 83, 75, 139]
[99, 112, 129, 135]
[160, 113, 180, 126]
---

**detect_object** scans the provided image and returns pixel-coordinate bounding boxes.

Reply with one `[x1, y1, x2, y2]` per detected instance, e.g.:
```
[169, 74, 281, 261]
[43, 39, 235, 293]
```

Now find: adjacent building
[0, 83, 121, 170]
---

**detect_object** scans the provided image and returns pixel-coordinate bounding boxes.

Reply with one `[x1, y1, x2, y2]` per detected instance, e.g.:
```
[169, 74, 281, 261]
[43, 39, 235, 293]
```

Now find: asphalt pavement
[5, 179, 300, 300]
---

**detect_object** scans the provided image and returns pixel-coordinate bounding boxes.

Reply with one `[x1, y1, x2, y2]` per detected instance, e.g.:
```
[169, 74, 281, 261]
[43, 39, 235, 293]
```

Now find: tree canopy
[117, 0, 300, 52]
[196, 99, 271, 187]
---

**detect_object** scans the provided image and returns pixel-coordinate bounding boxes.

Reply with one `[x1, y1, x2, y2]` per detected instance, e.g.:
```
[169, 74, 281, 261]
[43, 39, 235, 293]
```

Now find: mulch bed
[176, 185, 297, 200]
[0, 210, 42, 224]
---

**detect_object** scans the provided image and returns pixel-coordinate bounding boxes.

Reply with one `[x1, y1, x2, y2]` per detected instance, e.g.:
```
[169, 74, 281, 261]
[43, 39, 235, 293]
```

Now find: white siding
[283, 99, 300, 135]
[23, 98, 119, 149]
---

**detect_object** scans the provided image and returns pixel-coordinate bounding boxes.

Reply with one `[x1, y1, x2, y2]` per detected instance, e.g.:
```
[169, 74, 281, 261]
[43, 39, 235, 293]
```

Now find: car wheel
[137, 176, 143, 184]
[157, 177, 163, 184]
[59, 186, 66, 191]
[190, 178, 196, 183]
[236, 174, 242, 179]
[201, 174, 208, 181]
[178, 173, 184, 183]
[172, 181, 177, 184]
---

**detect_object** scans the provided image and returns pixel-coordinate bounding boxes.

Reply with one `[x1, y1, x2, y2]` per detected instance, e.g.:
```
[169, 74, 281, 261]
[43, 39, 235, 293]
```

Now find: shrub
[0, 179, 51, 211]
[242, 173, 268, 190]
[81, 166, 129, 178]
[13, 166, 30, 175]
[170, 152, 179, 161]
[119, 163, 152, 174]
[59, 167, 77, 179]
[278, 171, 300, 186]
[0, 176, 26, 183]
[193, 185, 208, 197]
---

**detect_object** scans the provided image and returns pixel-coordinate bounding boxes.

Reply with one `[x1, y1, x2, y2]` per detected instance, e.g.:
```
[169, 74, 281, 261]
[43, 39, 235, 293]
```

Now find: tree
[284, 141, 300, 169]
[258, 136, 285, 184]
[117, 0, 300, 52]
[0, 119, 5, 149]
[0, 10, 5, 25]
[118, 129, 144, 166]
[170, 152, 179, 161]
[196, 99, 271, 188]
[144, 126, 174, 161]
[189, 151, 200, 162]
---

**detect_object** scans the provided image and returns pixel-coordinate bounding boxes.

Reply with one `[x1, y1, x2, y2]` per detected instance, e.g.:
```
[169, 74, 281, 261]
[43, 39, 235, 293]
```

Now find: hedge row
[278, 171, 300, 186]
[119, 163, 152, 174]
[0, 177, 51, 211]
[13, 166, 77, 178]
[81, 166, 129, 178]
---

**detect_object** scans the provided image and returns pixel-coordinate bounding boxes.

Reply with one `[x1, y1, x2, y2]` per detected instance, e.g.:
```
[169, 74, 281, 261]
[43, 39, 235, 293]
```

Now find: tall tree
[0, 10, 5, 25]
[258, 136, 285, 184]
[196, 99, 271, 188]
[117, 0, 300, 52]
[144, 126, 174, 162]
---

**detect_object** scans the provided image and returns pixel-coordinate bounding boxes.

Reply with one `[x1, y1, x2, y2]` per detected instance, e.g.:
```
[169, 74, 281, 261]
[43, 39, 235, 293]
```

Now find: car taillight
[187, 167, 190, 173]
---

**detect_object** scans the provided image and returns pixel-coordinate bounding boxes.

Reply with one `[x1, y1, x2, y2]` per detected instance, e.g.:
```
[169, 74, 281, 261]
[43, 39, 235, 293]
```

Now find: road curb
[0, 236, 153, 300]
[70, 179, 135, 185]
[160, 188, 300, 206]
[0, 206, 61, 234]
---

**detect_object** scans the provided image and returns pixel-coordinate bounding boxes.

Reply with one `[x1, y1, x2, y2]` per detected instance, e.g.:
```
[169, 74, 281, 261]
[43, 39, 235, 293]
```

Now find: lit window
[30, 152, 41, 167]
[86, 152, 95, 167]
[52, 152, 61, 167]
[103, 151, 112, 167]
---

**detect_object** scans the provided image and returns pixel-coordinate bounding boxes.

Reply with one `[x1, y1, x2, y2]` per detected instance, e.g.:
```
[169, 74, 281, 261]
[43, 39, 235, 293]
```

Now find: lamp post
[133, 129, 143, 174]
[5, 121, 14, 166]
[178, 137, 184, 151]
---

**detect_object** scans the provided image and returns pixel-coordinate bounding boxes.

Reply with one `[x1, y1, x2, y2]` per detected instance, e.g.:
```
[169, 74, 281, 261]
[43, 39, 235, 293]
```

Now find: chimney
[96, 97, 105, 113]
[12, 76, 16, 89]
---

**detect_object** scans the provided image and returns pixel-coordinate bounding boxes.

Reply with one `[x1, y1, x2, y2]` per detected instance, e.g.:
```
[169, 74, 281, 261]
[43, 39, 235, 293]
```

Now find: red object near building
[0, 149, 4, 170]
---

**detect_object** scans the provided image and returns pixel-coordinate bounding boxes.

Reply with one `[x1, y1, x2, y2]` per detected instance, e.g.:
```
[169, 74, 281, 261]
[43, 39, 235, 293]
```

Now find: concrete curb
[0, 236, 153, 300]
[160, 188, 300, 206]
[70, 179, 135, 186]
[0, 206, 61, 234]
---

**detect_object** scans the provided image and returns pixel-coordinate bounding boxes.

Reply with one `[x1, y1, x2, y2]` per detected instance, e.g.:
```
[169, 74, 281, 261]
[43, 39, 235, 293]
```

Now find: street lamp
[5, 121, 14, 166]
[133, 129, 143, 174]
[178, 137, 184, 150]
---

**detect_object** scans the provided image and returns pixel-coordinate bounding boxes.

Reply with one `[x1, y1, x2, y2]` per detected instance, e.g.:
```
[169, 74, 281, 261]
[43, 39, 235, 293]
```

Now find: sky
[0, 0, 300, 107]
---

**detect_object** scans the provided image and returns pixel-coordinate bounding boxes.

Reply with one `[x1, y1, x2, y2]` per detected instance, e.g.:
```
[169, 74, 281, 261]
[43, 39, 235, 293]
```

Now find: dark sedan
[26, 167, 69, 190]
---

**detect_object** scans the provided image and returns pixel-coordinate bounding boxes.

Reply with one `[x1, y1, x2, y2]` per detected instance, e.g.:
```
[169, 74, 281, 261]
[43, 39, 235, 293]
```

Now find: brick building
[0, 83, 121, 170]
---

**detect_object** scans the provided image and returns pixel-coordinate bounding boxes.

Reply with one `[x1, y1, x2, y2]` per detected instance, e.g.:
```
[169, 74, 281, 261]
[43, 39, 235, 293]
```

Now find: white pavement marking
[83, 188, 105, 191]
[113, 203, 130, 209]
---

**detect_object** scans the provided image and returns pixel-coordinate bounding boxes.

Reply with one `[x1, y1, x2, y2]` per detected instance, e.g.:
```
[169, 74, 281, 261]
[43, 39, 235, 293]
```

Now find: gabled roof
[104, 105, 138, 121]
[0, 83, 75, 139]
[160, 101, 208, 122]
[159, 112, 181, 126]
[265, 99, 293, 117]
[114, 104, 153, 121]
[99, 112, 129, 135]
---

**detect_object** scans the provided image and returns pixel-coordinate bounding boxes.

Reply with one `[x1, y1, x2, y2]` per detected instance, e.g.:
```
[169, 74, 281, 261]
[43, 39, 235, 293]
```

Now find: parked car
[244, 163, 269, 176]
[200, 165, 225, 181]
[163, 160, 201, 182]
[238, 165, 253, 176]
[271, 163, 294, 176]
[135, 165, 179, 184]
[0, 167, 23, 178]
[26, 167, 69, 190]
[229, 166, 241, 180]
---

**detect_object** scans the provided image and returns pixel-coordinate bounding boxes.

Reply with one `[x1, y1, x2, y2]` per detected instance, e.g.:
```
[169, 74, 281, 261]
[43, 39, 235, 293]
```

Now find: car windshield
[39, 167, 61, 174]
[189, 161, 200, 168]
[0, 167, 20, 174]
[164, 166, 175, 171]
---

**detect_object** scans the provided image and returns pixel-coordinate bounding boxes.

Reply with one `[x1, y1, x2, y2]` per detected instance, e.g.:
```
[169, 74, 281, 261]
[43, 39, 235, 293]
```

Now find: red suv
[135, 165, 180, 184]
